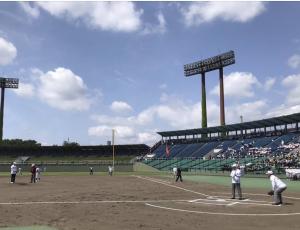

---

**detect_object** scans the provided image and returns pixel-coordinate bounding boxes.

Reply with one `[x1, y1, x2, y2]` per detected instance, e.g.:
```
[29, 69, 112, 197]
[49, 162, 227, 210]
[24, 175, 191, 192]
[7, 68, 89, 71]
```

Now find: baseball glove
[267, 190, 274, 196]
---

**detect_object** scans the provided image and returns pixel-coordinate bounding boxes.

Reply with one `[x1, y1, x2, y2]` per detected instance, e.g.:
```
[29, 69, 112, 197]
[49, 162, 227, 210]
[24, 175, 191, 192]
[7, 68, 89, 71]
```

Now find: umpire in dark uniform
[176, 167, 183, 182]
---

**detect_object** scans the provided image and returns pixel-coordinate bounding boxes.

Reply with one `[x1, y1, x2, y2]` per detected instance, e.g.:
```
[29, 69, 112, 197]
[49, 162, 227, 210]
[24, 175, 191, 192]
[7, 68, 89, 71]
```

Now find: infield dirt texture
[0, 174, 299, 230]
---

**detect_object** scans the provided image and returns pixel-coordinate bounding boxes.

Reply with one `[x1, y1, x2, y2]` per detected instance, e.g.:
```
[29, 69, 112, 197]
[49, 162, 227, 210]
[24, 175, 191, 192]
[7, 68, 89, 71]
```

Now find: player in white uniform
[172, 166, 177, 179]
[10, 162, 18, 183]
[266, 170, 287, 205]
[35, 167, 41, 182]
[230, 164, 242, 200]
[108, 166, 113, 176]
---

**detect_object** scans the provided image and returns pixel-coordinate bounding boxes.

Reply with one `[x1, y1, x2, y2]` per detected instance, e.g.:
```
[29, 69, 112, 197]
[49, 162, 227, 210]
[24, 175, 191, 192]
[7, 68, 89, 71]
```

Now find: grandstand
[145, 112, 300, 173]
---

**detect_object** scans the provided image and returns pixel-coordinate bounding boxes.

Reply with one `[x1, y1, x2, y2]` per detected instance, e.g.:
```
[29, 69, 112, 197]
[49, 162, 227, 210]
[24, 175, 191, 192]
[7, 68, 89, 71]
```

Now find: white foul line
[145, 203, 300, 216]
[134, 175, 208, 197]
[0, 199, 189, 206]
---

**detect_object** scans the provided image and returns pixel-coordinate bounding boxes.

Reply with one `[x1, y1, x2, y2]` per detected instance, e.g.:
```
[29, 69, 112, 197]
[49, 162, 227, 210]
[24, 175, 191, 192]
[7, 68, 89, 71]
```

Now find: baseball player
[35, 166, 41, 182]
[30, 164, 36, 183]
[10, 162, 17, 183]
[108, 165, 113, 176]
[18, 167, 22, 176]
[230, 164, 243, 200]
[175, 167, 183, 182]
[172, 166, 177, 179]
[89, 167, 94, 175]
[266, 170, 287, 205]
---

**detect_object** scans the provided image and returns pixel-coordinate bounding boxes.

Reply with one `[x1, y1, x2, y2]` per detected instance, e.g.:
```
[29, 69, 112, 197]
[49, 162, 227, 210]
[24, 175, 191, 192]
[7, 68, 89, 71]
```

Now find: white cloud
[37, 67, 92, 111]
[0, 37, 17, 66]
[14, 82, 35, 98]
[288, 54, 300, 69]
[19, 2, 40, 18]
[226, 100, 268, 123]
[88, 125, 135, 139]
[35, 2, 143, 32]
[181, 2, 266, 26]
[159, 84, 167, 90]
[137, 132, 160, 144]
[211, 72, 260, 98]
[110, 101, 133, 114]
[282, 74, 300, 106]
[264, 78, 276, 91]
[142, 12, 166, 35]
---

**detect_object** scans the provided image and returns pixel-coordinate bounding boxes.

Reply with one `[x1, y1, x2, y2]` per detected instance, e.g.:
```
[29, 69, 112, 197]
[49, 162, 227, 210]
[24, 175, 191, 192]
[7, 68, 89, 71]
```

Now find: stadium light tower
[184, 51, 235, 128]
[0, 77, 19, 141]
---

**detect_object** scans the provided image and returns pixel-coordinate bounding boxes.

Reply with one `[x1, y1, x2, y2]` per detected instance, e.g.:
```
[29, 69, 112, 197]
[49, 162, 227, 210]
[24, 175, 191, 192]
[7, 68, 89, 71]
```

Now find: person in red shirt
[30, 164, 36, 183]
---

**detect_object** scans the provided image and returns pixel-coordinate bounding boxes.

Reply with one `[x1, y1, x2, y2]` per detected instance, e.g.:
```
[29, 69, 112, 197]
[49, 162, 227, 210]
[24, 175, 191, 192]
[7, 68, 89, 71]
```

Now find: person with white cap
[266, 170, 287, 206]
[10, 162, 18, 183]
[230, 163, 242, 200]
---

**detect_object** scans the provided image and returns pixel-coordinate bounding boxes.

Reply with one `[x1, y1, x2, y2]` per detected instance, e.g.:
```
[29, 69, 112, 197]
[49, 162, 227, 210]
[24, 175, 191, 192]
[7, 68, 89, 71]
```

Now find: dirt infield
[0, 174, 299, 230]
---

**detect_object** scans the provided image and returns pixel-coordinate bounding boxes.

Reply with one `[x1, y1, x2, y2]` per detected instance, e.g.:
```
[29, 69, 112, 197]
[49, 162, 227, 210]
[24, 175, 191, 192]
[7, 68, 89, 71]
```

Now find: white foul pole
[112, 129, 115, 169]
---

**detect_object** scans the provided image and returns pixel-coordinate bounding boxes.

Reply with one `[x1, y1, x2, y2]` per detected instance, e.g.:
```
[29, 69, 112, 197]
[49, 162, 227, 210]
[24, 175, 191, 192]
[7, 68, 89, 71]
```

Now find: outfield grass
[182, 174, 300, 192]
[0, 155, 135, 163]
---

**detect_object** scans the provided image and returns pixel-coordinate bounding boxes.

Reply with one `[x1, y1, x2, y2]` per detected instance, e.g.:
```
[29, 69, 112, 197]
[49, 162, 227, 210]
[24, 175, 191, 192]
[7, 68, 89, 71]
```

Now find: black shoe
[272, 203, 281, 206]
[231, 197, 235, 199]
[239, 198, 243, 200]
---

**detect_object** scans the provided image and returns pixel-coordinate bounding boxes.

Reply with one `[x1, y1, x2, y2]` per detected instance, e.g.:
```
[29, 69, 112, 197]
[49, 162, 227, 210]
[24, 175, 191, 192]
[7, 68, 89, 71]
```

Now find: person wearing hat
[230, 163, 242, 200]
[30, 163, 37, 183]
[10, 162, 18, 183]
[266, 170, 287, 205]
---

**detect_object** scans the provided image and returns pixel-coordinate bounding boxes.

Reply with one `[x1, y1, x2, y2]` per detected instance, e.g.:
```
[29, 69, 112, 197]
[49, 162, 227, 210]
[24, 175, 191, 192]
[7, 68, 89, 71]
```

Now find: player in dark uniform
[176, 167, 183, 182]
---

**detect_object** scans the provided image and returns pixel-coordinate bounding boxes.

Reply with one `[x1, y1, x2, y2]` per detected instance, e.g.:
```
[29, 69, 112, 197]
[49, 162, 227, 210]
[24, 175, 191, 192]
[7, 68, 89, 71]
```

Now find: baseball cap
[266, 170, 273, 175]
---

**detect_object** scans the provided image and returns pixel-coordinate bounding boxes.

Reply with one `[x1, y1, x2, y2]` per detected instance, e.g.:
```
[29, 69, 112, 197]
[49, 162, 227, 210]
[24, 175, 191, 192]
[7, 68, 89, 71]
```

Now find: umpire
[176, 167, 183, 182]
[230, 164, 242, 200]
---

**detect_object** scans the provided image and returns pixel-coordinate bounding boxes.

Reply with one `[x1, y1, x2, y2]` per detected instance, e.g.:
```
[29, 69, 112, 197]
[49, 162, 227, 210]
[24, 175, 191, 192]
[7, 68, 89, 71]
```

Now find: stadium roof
[157, 112, 300, 137]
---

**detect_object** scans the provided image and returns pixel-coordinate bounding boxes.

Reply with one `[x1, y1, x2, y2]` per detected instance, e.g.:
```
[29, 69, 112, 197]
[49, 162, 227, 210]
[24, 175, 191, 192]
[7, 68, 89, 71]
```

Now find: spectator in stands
[175, 167, 183, 182]
[266, 170, 287, 206]
[30, 164, 36, 183]
[10, 162, 17, 184]
[230, 164, 243, 200]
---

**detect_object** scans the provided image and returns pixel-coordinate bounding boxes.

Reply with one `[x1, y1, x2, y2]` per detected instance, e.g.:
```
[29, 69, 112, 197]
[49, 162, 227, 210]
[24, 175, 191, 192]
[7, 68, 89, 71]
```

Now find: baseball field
[0, 172, 299, 230]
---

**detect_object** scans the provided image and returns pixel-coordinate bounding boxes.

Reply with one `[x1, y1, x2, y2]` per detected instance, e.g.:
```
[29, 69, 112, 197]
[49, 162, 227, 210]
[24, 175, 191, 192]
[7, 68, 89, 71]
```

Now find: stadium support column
[0, 87, 5, 141]
[219, 68, 225, 126]
[201, 73, 207, 129]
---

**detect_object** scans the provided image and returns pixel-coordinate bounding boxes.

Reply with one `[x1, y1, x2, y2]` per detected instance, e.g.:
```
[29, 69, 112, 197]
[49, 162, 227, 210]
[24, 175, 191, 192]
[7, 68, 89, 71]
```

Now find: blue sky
[1, 1, 300, 146]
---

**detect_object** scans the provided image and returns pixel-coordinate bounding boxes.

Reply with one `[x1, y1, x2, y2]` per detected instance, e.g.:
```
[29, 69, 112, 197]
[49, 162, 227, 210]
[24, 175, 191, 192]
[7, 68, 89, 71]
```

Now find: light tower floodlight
[184, 51, 235, 129]
[0, 77, 19, 141]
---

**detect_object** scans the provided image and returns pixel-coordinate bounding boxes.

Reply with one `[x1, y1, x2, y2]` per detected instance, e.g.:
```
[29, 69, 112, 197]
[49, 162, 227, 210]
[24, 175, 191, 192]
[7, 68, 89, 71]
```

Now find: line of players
[172, 164, 287, 206]
[10, 162, 41, 184]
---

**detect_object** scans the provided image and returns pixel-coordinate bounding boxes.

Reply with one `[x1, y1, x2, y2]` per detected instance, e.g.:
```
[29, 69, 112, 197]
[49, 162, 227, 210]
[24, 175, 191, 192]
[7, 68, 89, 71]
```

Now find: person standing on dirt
[175, 167, 183, 182]
[108, 165, 113, 176]
[230, 164, 242, 200]
[10, 162, 17, 183]
[266, 170, 287, 206]
[35, 166, 41, 182]
[172, 166, 177, 179]
[30, 164, 37, 183]
[89, 167, 94, 175]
